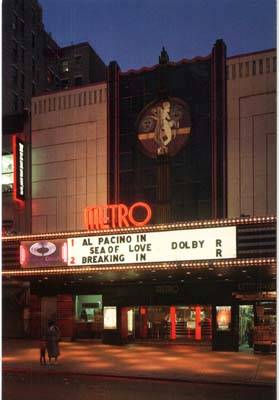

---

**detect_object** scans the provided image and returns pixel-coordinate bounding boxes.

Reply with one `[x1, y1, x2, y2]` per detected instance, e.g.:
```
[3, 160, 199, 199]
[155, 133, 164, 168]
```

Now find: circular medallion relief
[137, 98, 191, 158]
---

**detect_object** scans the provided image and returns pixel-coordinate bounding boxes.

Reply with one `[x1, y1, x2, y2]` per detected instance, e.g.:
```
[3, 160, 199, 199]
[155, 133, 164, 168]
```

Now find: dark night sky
[39, 0, 276, 71]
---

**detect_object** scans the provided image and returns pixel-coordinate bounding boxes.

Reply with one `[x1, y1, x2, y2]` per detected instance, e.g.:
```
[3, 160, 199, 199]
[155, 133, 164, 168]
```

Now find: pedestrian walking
[45, 320, 61, 364]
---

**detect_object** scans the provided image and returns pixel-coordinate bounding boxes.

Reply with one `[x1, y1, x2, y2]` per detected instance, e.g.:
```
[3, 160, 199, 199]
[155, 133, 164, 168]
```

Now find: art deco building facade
[2, 39, 276, 352]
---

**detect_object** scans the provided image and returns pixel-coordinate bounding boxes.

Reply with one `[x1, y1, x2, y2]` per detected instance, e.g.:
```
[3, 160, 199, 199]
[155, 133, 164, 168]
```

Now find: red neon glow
[84, 202, 152, 230]
[12, 135, 25, 207]
[170, 306, 176, 340]
[140, 307, 148, 338]
[19, 245, 26, 265]
[195, 306, 201, 340]
[61, 243, 68, 263]
[140, 307, 146, 315]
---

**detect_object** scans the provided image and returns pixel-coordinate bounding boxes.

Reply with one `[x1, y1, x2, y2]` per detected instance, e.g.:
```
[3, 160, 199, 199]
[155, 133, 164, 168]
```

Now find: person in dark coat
[246, 322, 254, 348]
[46, 320, 60, 364]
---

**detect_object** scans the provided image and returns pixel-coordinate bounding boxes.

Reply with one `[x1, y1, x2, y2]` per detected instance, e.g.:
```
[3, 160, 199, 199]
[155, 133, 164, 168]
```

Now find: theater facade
[3, 210, 276, 352]
[2, 42, 276, 352]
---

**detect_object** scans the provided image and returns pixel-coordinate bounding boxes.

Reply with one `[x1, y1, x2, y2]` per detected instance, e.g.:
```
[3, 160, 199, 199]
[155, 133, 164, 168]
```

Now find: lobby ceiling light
[3, 257, 276, 277]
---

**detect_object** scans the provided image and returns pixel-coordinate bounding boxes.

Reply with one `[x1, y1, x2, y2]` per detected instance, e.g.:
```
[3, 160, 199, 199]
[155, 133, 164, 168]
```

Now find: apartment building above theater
[59, 42, 107, 90]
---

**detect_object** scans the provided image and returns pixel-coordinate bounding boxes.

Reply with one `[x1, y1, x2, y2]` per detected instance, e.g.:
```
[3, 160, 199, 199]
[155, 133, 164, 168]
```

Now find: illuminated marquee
[20, 240, 68, 268]
[20, 226, 237, 268]
[13, 136, 25, 202]
[67, 226, 237, 266]
[84, 202, 152, 230]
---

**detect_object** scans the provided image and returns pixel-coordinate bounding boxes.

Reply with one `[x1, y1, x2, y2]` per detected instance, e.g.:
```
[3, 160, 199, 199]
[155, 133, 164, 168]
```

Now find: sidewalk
[2, 339, 276, 386]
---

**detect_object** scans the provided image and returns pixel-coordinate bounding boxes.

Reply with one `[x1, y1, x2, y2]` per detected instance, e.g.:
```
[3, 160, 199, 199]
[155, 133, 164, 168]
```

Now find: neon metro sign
[84, 202, 152, 230]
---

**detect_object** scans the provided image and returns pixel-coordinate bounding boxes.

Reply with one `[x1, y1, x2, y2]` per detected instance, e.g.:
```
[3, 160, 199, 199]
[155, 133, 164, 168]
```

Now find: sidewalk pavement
[2, 339, 276, 386]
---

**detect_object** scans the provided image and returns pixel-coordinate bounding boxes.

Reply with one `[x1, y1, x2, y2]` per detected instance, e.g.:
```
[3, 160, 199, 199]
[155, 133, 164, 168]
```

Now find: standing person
[46, 320, 60, 364]
[246, 321, 254, 348]
[80, 309, 88, 322]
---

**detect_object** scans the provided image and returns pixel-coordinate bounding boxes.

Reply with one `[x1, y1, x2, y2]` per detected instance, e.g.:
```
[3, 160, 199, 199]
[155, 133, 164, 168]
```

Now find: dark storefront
[2, 216, 276, 352]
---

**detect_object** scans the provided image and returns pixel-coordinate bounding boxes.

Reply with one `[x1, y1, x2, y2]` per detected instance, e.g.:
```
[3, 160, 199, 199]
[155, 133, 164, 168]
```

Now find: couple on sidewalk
[40, 320, 61, 366]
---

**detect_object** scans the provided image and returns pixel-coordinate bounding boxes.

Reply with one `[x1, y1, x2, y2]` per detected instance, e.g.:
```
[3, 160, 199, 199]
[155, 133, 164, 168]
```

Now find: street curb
[2, 367, 276, 388]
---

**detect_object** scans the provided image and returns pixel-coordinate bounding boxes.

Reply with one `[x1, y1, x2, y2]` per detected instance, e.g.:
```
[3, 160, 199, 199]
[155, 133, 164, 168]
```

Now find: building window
[48, 98, 51, 112]
[32, 8, 36, 24]
[252, 60, 256, 75]
[272, 56, 276, 72]
[38, 100, 42, 113]
[31, 32, 35, 48]
[12, 13, 18, 31]
[32, 58, 35, 76]
[83, 92, 87, 105]
[63, 96, 67, 109]
[12, 67, 18, 86]
[47, 69, 54, 84]
[43, 99, 46, 113]
[55, 77, 60, 89]
[62, 60, 69, 73]
[21, 73, 25, 90]
[2, 153, 14, 193]
[78, 93, 82, 106]
[266, 58, 270, 73]
[231, 64, 236, 79]
[75, 76, 83, 86]
[13, 93, 18, 111]
[68, 95, 72, 108]
[259, 59, 263, 74]
[33, 102, 37, 114]
[21, 48, 24, 64]
[245, 61, 249, 76]
[61, 79, 69, 89]
[58, 97, 61, 110]
[99, 89, 102, 102]
[89, 91, 92, 104]
[20, 20, 24, 37]
[53, 97, 56, 111]
[75, 55, 81, 64]
[94, 90, 97, 103]
[239, 63, 243, 78]
[12, 41, 18, 62]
